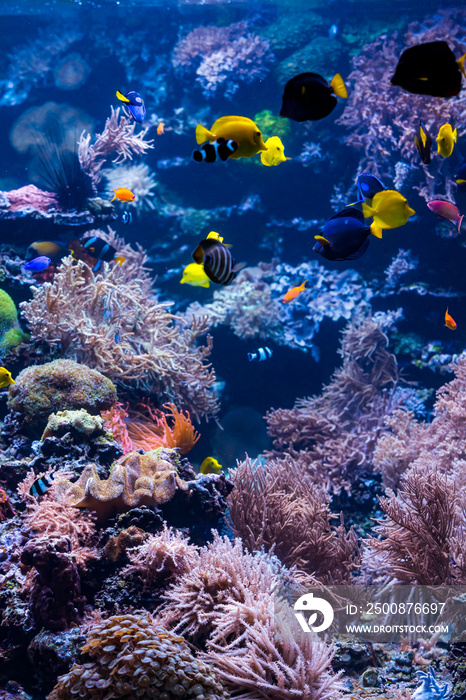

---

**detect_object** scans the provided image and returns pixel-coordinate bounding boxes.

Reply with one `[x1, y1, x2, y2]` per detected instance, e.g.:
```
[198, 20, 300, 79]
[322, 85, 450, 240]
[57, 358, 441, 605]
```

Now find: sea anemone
[101, 162, 157, 212]
[54, 52, 91, 90]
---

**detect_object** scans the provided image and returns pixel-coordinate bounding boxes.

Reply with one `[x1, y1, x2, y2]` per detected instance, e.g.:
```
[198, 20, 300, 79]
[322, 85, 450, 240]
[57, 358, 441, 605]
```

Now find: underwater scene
[1, 0, 466, 697]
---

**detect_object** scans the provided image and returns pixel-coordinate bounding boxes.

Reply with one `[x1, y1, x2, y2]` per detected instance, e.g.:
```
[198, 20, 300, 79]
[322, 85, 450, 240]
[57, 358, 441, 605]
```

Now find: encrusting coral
[47, 612, 229, 699]
[20, 250, 218, 421]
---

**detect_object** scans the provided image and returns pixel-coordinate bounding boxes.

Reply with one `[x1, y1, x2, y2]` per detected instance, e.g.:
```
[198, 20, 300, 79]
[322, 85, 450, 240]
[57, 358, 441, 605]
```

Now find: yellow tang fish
[195, 116, 267, 159]
[362, 190, 415, 238]
[0, 367, 15, 389]
[200, 457, 222, 475]
[436, 124, 457, 158]
[260, 136, 291, 166]
[180, 263, 210, 288]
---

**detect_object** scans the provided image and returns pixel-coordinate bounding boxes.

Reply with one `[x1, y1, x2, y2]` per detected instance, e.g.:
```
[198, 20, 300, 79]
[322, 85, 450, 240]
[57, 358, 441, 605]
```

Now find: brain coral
[48, 612, 228, 699]
[7, 359, 117, 435]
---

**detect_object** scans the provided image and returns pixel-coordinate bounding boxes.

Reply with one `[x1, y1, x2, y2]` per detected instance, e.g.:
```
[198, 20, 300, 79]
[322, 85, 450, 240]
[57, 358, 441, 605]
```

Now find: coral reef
[101, 162, 157, 212]
[20, 254, 218, 420]
[228, 456, 360, 583]
[6, 359, 117, 437]
[48, 612, 228, 699]
[0, 288, 26, 360]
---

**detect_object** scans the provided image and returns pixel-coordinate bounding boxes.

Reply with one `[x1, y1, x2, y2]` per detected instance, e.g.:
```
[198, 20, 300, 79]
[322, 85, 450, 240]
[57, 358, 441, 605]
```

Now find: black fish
[280, 72, 347, 122]
[391, 41, 465, 97]
[193, 138, 238, 162]
[192, 238, 244, 285]
[247, 347, 272, 362]
[414, 122, 433, 165]
[81, 236, 125, 271]
[313, 207, 372, 261]
[30, 472, 55, 496]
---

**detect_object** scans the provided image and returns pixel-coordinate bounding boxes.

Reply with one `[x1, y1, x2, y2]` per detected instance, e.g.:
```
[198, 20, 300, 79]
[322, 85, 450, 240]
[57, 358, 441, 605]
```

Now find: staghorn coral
[122, 525, 200, 588]
[363, 463, 466, 585]
[21, 535, 86, 632]
[227, 456, 360, 583]
[172, 21, 274, 98]
[102, 401, 200, 455]
[20, 255, 218, 420]
[265, 314, 402, 493]
[78, 107, 154, 188]
[6, 359, 117, 438]
[48, 612, 228, 699]
[336, 9, 466, 201]
[54, 449, 188, 523]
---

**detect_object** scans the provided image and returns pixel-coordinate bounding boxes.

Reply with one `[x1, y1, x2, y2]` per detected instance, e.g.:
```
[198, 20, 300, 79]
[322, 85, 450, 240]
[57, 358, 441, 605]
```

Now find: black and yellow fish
[192, 238, 245, 285]
[81, 236, 125, 271]
[414, 122, 433, 164]
[391, 41, 466, 97]
[280, 72, 347, 122]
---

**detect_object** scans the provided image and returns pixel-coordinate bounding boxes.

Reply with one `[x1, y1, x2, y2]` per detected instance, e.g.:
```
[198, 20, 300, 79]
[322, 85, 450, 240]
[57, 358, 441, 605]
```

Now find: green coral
[254, 109, 291, 139]
[7, 359, 117, 436]
[0, 289, 28, 359]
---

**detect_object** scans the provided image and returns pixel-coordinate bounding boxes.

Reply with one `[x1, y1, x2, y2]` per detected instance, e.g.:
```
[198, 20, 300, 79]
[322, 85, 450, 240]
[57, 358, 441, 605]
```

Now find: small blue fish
[122, 211, 133, 224]
[29, 472, 55, 496]
[116, 89, 146, 123]
[248, 347, 272, 362]
[114, 324, 121, 343]
[23, 256, 51, 272]
[356, 173, 386, 204]
[328, 24, 338, 38]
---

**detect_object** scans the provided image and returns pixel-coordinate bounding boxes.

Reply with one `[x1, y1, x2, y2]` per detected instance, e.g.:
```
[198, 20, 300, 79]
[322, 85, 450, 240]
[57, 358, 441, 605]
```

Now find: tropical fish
[390, 41, 466, 97]
[328, 24, 338, 39]
[114, 324, 121, 344]
[192, 137, 238, 163]
[260, 136, 290, 166]
[81, 236, 126, 271]
[436, 124, 457, 158]
[445, 307, 457, 330]
[192, 237, 244, 285]
[110, 187, 135, 203]
[247, 347, 273, 362]
[356, 173, 386, 204]
[180, 262, 210, 288]
[313, 207, 372, 261]
[414, 122, 433, 164]
[116, 89, 146, 123]
[122, 211, 132, 224]
[362, 190, 415, 237]
[282, 280, 307, 304]
[27, 240, 70, 259]
[195, 116, 267, 159]
[456, 159, 466, 191]
[23, 256, 51, 272]
[29, 472, 55, 496]
[200, 457, 222, 475]
[0, 367, 15, 389]
[427, 200, 463, 232]
[280, 72, 348, 122]
[157, 122, 165, 135]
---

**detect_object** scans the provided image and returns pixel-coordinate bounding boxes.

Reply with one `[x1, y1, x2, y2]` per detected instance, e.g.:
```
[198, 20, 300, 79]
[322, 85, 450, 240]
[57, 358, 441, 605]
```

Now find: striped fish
[29, 471, 55, 496]
[192, 238, 244, 285]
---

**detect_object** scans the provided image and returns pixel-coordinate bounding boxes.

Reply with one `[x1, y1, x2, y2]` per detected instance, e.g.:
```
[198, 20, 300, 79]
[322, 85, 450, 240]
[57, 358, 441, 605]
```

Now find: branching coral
[102, 401, 200, 455]
[48, 612, 229, 699]
[20, 254, 218, 420]
[78, 107, 154, 188]
[227, 457, 360, 583]
[172, 21, 274, 98]
[363, 463, 465, 584]
[265, 314, 403, 493]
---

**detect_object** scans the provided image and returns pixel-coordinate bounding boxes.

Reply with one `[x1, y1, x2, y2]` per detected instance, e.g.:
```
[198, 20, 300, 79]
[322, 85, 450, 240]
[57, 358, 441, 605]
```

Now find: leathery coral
[20, 253, 218, 421]
[54, 449, 188, 523]
[47, 612, 228, 699]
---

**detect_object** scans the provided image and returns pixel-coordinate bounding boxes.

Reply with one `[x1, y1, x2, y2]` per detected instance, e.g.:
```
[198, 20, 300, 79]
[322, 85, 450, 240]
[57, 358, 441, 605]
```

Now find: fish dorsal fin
[314, 235, 331, 247]
[330, 73, 348, 98]
[330, 206, 364, 222]
[212, 116, 254, 129]
[453, 127, 458, 142]
[116, 90, 131, 104]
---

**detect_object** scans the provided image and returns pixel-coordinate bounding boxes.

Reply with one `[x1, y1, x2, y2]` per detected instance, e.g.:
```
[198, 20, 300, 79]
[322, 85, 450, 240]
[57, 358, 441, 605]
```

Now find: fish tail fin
[330, 73, 348, 98]
[192, 149, 204, 162]
[301, 279, 308, 289]
[458, 214, 464, 233]
[116, 90, 131, 104]
[201, 281, 210, 288]
[196, 124, 214, 144]
[110, 191, 117, 202]
[361, 202, 374, 219]
[114, 256, 125, 266]
[453, 127, 457, 143]
[370, 223, 383, 239]
[457, 53, 466, 78]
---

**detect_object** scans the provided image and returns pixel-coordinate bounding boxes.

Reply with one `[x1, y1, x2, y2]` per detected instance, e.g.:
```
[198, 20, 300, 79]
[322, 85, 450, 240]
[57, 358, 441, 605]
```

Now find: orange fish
[445, 307, 457, 330]
[282, 280, 307, 304]
[110, 188, 135, 203]
[157, 122, 165, 135]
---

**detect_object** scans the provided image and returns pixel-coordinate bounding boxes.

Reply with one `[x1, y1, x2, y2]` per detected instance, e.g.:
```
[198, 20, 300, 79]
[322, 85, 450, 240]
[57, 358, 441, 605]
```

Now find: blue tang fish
[23, 256, 51, 272]
[313, 207, 373, 261]
[356, 173, 386, 204]
[116, 89, 146, 123]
